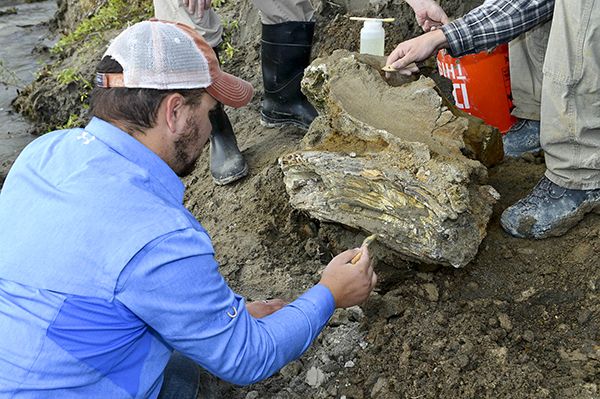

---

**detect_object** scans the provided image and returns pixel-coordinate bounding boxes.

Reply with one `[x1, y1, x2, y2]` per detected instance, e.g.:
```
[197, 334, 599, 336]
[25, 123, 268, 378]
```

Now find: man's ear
[164, 93, 187, 133]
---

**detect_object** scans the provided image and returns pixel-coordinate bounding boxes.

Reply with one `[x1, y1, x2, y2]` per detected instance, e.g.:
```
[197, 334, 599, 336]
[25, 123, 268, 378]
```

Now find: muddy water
[0, 0, 57, 181]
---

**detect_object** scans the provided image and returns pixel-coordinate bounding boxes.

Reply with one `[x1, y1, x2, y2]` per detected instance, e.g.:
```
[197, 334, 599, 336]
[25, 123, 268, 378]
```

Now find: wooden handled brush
[351, 234, 378, 264]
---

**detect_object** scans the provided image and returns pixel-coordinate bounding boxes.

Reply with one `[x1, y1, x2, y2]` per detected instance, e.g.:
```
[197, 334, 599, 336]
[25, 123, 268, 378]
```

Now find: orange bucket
[436, 44, 516, 133]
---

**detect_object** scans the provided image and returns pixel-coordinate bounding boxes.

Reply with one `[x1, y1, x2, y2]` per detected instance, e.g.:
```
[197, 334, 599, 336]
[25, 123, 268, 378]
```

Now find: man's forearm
[441, 0, 554, 57]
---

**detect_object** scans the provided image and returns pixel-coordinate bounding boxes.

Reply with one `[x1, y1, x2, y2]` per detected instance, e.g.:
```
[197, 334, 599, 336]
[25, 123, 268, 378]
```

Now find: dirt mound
[184, 2, 599, 397]
[12, 0, 600, 397]
[186, 100, 600, 399]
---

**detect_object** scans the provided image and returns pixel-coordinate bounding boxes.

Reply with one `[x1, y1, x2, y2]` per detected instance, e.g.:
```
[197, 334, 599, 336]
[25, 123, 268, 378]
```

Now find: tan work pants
[153, 0, 315, 47]
[509, 0, 600, 189]
[509, 21, 551, 121]
[541, 0, 600, 190]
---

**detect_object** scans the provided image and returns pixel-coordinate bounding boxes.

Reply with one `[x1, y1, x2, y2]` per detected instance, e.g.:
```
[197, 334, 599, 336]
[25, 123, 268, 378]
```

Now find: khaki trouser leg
[153, 0, 315, 45]
[541, 0, 600, 190]
[508, 21, 551, 121]
[153, 0, 223, 47]
[251, 0, 315, 24]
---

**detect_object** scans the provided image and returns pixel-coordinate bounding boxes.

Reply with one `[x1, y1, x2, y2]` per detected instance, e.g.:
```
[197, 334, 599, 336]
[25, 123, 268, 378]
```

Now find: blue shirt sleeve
[115, 228, 335, 385]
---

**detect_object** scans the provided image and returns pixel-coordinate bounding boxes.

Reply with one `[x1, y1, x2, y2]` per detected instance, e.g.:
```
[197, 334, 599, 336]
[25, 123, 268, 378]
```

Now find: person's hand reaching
[180, 0, 212, 19]
[406, 0, 449, 31]
[386, 29, 448, 74]
[319, 246, 377, 308]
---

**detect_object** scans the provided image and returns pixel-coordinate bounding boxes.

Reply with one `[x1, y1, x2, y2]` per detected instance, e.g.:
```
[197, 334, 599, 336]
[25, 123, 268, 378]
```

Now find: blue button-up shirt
[0, 117, 335, 398]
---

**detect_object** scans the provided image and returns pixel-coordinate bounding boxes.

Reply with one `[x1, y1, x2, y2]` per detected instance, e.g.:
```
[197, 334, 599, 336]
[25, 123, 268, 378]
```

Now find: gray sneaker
[500, 176, 600, 239]
[503, 119, 541, 158]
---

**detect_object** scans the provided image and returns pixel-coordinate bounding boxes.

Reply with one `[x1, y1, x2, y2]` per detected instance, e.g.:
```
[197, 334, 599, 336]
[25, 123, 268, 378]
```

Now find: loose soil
[8, 1, 600, 398]
[182, 3, 600, 397]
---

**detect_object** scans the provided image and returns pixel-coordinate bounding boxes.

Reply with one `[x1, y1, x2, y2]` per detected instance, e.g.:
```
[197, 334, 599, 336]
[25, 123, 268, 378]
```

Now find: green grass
[212, 0, 227, 8]
[56, 114, 84, 130]
[219, 17, 239, 61]
[52, 0, 153, 55]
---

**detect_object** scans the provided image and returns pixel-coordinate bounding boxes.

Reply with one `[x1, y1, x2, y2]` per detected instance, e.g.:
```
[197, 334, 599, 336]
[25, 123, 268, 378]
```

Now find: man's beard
[174, 115, 204, 177]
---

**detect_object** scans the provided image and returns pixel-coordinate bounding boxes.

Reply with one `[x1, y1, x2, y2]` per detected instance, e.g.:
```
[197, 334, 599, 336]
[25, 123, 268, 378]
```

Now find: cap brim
[206, 71, 254, 108]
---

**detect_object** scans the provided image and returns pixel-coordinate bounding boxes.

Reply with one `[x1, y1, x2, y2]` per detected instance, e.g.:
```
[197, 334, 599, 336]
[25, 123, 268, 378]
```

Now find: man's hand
[180, 0, 211, 19]
[318, 246, 377, 309]
[405, 0, 449, 32]
[386, 29, 448, 73]
[246, 298, 287, 318]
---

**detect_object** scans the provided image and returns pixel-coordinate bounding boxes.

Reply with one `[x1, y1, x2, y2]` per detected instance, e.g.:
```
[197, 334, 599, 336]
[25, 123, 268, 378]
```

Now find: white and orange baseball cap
[95, 19, 253, 108]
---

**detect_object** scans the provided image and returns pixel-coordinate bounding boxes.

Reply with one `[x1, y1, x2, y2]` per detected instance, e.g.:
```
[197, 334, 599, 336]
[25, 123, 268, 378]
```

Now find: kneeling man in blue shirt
[0, 20, 377, 399]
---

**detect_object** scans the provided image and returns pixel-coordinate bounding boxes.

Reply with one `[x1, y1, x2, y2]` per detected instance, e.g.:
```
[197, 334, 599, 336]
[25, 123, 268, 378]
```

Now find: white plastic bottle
[359, 20, 385, 56]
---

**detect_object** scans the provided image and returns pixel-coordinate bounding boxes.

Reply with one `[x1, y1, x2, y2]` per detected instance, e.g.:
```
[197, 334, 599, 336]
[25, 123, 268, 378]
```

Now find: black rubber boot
[260, 21, 318, 130]
[209, 103, 248, 185]
[208, 47, 247, 185]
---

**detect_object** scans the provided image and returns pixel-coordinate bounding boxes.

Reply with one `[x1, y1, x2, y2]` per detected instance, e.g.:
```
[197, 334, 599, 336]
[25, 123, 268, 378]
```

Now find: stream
[0, 0, 57, 183]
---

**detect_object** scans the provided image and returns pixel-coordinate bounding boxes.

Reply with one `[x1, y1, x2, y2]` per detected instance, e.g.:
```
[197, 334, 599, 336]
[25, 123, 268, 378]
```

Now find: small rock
[416, 272, 433, 282]
[344, 360, 355, 368]
[583, 343, 600, 361]
[455, 354, 470, 369]
[380, 295, 406, 319]
[460, 339, 474, 355]
[245, 391, 259, 399]
[347, 305, 365, 321]
[521, 152, 536, 163]
[516, 287, 537, 302]
[583, 383, 598, 395]
[280, 360, 302, 379]
[498, 313, 512, 331]
[516, 247, 535, 256]
[370, 377, 388, 398]
[536, 387, 551, 397]
[400, 342, 411, 363]
[490, 347, 508, 363]
[304, 238, 322, 258]
[423, 283, 439, 302]
[305, 366, 326, 388]
[559, 348, 588, 362]
[299, 222, 317, 237]
[319, 354, 331, 364]
[522, 330, 535, 343]
[517, 353, 530, 363]
[435, 312, 448, 326]
[577, 309, 592, 325]
[327, 384, 338, 397]
[488, 317, 498, 327]
[490, 328, 507, 342]
[501, 244, 514, 259]
[329, 309, 350, 326]
[467, 282, 479, 290]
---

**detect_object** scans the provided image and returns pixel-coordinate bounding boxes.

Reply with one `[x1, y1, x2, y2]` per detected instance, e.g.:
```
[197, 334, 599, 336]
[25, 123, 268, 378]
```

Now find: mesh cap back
[97, 20, 253, 108]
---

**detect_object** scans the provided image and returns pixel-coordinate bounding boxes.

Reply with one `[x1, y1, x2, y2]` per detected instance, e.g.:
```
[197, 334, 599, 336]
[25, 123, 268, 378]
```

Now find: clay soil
[7, 0, 599, 397]
[186, 113, 600, 398]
